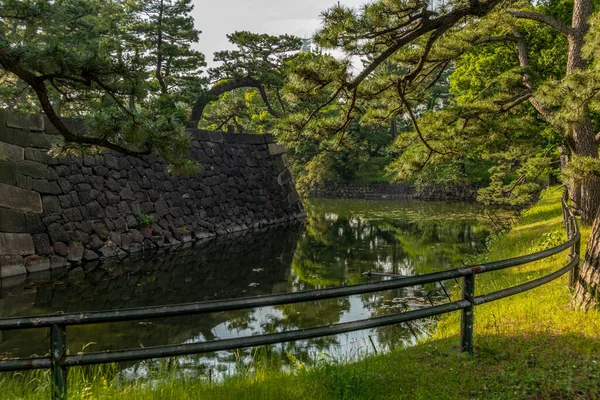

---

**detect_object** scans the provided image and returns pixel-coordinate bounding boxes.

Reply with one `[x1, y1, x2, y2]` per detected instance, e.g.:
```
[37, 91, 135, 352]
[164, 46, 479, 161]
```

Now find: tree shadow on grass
[364, 333, 600, 400]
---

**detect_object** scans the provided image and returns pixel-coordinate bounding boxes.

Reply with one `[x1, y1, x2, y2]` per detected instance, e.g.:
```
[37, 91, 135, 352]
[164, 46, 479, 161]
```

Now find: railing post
[572, 220, 581, 287]
[51, 324, 67, 400]
[460, 273, 475, 354]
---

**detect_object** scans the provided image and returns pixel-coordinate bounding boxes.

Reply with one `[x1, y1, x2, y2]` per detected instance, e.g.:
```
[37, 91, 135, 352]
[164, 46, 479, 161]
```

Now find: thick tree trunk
[573, 114, 600, 225]
[566, 0, 600, 225]
[569, 0, 600, 309]
[573, 214, 600, 309]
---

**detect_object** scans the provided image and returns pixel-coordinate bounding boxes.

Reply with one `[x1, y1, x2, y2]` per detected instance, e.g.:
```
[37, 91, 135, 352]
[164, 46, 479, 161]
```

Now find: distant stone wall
[310, 182, 477, 201]
[0, 110, 304, 280]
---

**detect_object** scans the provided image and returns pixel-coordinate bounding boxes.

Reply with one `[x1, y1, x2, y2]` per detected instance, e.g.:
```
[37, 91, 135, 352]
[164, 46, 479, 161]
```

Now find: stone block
[85, 201, 104, 219]
[6, 111, 44, 132]
[0, 183, 42, 213]
[0, 208, 27, 233]
[50, 255, 67, 269]
[31, 179, 62, 195]
[48, 223, 69, 244]
[268, 143, 286, 156]
[120, 186, 136, 201]
[67, 241, 84, 262]
[0, 255, 26, 278]
[24, 148, 45, 163]
[25, 213, 45, 234]
[24, 255, 50, 273]
[29, 134, 56, 149]
[209, 131, 224, 143]
[83, 249, 99, 261]
[287, 191, 300, 206]
[15, 160, 47, 179]
[33, 233, 52, 255]
[193, 130, 211, 141]
[0, 233, 35, 255]
[277, 168, 293, 186]
[42, 196, 61, 214]
[98, 240, 118, 258]
[0, 127, 31, 147]
[0, 142, 24, 161]
[63, 207, 83, 222]
[53, 242, 68, 257]
[263, 134, 275, 143]
[0, 160, 17, 185]
[223, 133, 265, 144]
[280, 153, 290, 168]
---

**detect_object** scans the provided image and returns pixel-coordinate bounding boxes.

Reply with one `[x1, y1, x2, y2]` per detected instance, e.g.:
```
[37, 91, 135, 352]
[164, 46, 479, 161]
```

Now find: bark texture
[573, 214, 600, 310]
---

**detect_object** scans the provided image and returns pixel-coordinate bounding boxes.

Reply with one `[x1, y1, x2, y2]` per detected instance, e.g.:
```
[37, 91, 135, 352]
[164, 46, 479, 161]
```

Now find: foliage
[134, 213, 153, 227]
[126, 0, 206, 102]
[192, 31, 302, 129]
[562, 155, 600, 181]
[0, 0, 201, 174]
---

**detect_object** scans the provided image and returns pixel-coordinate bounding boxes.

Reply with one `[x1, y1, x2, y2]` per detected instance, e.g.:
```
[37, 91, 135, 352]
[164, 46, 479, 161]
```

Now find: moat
[0, 199, 511, 378]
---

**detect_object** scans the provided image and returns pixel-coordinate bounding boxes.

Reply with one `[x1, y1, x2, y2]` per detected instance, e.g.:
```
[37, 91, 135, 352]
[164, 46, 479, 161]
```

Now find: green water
[0, 199, 509, 377]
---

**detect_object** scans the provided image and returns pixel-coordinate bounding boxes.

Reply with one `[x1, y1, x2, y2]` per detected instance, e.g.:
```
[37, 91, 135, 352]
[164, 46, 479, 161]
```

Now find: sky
[192, 0, 366, 68]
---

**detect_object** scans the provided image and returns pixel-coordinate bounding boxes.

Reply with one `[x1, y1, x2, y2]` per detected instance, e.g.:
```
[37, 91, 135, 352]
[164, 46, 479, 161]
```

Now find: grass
[2, 187, 600, 399]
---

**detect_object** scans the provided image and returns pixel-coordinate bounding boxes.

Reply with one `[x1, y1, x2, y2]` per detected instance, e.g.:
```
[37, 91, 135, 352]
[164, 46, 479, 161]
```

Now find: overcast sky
[192, 0, 366, 67]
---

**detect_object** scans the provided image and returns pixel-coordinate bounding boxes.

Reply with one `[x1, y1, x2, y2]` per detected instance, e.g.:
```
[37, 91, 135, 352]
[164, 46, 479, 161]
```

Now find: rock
[98, 241, 118, 258]
[48, 223, 69, 244]
[32, 233, 51, 255]
[0, 255, 26, 277]
[25, 255, 50, 273]
[85, 201, 104, 219]
[120, 186, 136, 201]
[42, 196, 61, 214]
[67, 242, 84, 262]
[88, 235, 104, 250]
[83, 249, 99, 261]
[53, 242, 68, 257]
[50, 255, 67, 269]
[0, 183, 42, 213]
[0, 233, 35, 255]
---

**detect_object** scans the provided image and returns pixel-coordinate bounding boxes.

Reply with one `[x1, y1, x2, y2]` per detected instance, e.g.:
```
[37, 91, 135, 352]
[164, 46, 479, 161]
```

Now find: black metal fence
[0, 193, 580, 400]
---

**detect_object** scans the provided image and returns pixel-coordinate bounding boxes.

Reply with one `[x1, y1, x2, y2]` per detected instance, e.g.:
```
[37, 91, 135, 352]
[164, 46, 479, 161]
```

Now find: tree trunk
[572, 113, 600, 225]
[573, 214, 600, 310]
[565, 0, 600, 308]
[566, 0, 600, 225]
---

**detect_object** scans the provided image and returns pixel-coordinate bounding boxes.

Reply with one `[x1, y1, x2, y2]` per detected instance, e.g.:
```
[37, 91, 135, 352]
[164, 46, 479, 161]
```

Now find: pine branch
[507, 10, 572, 36]
[347, 0, 503, 90]
[0, 47, 151, 157]
[474, 35, 517, 44]
[398, 83, 453, 156]
[189, 76, 278, 125]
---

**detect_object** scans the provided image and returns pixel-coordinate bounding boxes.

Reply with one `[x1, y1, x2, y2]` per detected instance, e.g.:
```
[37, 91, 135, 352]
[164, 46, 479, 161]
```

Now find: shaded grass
[2, 187, 600, 399]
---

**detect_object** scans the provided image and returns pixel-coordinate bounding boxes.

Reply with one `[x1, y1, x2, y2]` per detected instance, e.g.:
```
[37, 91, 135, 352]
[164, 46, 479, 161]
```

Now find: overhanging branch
[507, 10, 572, 36]
[188, 76, 279, 126]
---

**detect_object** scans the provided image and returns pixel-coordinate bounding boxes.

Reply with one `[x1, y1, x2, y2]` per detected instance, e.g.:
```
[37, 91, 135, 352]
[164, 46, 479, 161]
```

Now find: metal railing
[0, 192, 580, 399]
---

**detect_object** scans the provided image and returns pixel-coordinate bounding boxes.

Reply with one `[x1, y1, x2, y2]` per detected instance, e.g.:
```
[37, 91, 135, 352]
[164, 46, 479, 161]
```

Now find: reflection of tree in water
[286, 199, 499, 352]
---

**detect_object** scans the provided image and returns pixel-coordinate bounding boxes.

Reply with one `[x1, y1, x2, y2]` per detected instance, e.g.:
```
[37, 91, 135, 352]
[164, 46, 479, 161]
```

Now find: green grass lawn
[2, 187, 600, 399]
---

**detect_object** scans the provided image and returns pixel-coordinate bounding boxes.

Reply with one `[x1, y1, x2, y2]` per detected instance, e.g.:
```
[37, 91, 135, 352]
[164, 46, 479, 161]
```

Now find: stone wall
[310, 182, 478, 201]
[0, 110, 303, 280]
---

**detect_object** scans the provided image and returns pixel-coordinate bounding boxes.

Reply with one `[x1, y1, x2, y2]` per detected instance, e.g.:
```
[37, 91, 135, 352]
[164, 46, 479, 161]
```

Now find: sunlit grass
[2, 186, 600, 399]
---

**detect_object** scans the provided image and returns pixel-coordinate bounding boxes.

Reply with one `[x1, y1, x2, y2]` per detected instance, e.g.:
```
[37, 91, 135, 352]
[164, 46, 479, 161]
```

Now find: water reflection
[0, 199, 507, 377]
